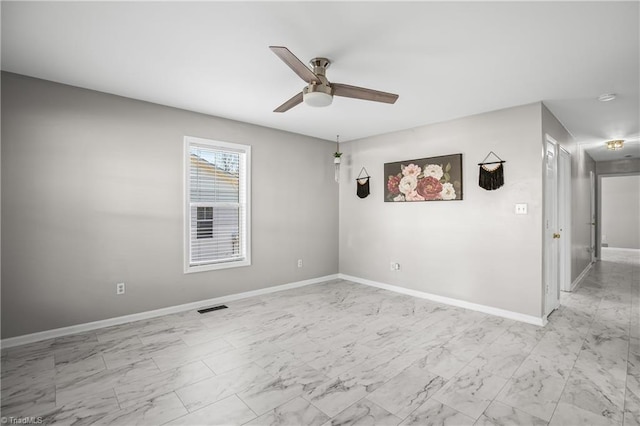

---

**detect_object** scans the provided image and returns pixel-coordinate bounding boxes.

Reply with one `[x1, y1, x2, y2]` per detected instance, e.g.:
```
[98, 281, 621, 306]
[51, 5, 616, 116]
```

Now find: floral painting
[384, 153, 463, 202]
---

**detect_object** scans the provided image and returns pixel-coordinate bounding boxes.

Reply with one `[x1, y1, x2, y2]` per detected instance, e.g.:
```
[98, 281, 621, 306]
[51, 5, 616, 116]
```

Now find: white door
[590, 171, 597, 262]
[544, 136, 560, 316]
[558, 148, 572, 291]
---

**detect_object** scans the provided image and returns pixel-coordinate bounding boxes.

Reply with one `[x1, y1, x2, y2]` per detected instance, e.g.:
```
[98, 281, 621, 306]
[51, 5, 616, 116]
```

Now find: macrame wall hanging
[356, 167, 370, 198]
[478, 151, 506, 191]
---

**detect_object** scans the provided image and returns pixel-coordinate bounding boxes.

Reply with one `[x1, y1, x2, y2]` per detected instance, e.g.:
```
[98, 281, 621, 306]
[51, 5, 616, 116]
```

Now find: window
[184, 136, 251, 273]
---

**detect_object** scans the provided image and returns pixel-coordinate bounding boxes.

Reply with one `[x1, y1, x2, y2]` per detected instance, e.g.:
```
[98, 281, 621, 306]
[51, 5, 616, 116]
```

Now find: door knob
[553, 233, 561, 239]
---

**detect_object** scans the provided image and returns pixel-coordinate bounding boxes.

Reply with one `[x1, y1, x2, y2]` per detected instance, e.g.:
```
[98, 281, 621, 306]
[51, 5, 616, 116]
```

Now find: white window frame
[184, 136, 251, 273]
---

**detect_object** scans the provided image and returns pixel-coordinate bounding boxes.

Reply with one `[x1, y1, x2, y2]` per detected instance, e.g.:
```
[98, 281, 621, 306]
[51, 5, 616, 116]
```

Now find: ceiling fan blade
[274, 92, 304, 113]
[333, 83, 399, 104]
[269, 46, 320, 84]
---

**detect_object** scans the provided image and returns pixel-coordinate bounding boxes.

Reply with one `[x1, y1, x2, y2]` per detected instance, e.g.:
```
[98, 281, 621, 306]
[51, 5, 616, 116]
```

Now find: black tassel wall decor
[479, 163, 504, 190]
[478, 151, 506, 191]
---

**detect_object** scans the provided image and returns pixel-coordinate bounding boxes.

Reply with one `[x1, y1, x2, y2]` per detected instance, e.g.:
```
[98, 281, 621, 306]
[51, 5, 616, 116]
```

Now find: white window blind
[185, 137, 251, 272]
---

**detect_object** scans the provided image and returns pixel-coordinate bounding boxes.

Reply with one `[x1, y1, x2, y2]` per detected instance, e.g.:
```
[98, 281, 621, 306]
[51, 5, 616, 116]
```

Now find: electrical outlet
[116, 282, 125, 295]
[390, 262, 400, 271]
[515, 203, 528, 215]
[297, 259, 303, 268]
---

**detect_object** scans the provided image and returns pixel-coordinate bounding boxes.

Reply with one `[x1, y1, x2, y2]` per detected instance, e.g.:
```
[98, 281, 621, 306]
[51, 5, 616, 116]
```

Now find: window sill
[184, 258, 251, 274]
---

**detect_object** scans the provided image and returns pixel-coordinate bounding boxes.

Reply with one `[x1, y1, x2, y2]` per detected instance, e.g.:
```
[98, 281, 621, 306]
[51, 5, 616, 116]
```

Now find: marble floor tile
[180, 323, 248, 347]
[2, 353, 55, 376]
[152, 337, 234, 371]
[559, 361, 625, 423]
[53, 335, 143, 367]
[398, 398, 474, 426]
[114, 360, 214, 408]
[95, 318, 171, 343]
[305, 345, 372, 379]
[513, 352, 574, 381]
[549, 402, 619, 426]
[338, 347, 423, 394]
[431, 365, 508, 420]
[625, 379, 640, 426]
[253, 350, 306, 376]
[55, 358, 160, 406]
[0, 383, 56, 419]
[495, 367, 565, 422]
[327, 399, 401, 426]
[202, 341, 281, 374]
[303, 375, 369, 418]
[244, 396, 329, 426]
[136, 322, 199, 346]
[3, 339, 58, 361]
[102, 337, 187, 370]
[475, 400, 547, 426]
[175, 363, 271, 412]
[367, 364, 445, 419]
[54, 354, 107, 387]
[93, 391, 187, 425]
[165, 394, 256, 426]
[36, 388, 120, 425]
[1, 362, 55, 392]
[237, 364, 327, 415]
[410, 344, 470, 380]
[466, 347, 528, 381]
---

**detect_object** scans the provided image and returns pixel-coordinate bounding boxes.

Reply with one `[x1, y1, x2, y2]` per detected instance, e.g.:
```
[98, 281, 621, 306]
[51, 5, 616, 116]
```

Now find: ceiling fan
[269, 46, 399, 113]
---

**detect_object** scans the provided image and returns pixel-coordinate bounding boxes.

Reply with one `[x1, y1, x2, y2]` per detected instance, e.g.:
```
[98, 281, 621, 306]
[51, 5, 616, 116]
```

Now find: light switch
[515, 203, 528, 215]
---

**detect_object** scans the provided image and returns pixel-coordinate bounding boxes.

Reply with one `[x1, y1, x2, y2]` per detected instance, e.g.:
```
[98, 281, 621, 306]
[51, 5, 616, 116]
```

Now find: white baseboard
[602, 247, 640, 253]
[571, 262, 593, 292]
[1, 274, 339, 349]
[339, 274, 545, 327]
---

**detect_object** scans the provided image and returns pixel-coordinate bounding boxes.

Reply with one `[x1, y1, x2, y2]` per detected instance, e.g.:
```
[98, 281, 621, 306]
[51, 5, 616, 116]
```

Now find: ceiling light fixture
[303, 83, 333, 107]
[598, 93, 616, 102]
[606, 140, 624, 150]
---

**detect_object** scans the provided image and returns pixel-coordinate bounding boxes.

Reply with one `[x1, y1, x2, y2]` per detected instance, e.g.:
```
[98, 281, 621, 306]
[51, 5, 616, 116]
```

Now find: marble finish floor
[1, 247, 638, 425]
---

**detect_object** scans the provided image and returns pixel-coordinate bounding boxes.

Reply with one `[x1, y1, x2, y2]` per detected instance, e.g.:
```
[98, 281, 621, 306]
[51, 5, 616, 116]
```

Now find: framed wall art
[384, 153, 463, 202]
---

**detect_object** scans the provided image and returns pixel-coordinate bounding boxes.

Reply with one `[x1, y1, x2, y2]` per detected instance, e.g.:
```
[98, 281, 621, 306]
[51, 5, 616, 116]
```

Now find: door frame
[590, 171, 597, 262]
[543, 135, 561, 317]
[558, 147, 572, 292]
[597, 172, 640, 258]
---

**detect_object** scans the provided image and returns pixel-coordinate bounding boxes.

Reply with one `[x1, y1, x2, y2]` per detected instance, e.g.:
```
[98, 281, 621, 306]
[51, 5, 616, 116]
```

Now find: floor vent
[198, 305, 229, 314]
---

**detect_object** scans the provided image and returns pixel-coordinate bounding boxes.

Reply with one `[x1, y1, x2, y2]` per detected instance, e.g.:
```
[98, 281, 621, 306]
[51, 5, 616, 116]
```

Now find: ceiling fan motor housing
[309, 57, 331, 77]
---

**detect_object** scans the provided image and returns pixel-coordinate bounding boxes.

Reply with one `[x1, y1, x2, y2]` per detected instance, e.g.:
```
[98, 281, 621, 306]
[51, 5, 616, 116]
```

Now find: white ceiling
[2, 1, 639, 161]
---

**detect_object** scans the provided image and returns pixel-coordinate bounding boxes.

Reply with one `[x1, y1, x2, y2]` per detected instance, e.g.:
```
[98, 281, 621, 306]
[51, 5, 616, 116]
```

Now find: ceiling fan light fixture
[303, 84, 333, 107]
[606, 139, 624, 150]
[598, 93, 616, 102]
[304, 91, 333, 107]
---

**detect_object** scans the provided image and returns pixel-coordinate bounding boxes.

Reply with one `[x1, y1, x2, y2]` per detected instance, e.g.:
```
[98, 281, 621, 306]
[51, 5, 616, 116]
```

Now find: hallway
[542, 248, 639, 425]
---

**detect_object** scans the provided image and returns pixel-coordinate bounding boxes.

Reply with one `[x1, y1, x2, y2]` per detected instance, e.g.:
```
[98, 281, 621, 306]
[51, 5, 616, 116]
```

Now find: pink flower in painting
[401, 163, 421, 177]
[405, 190, 425, 201]
[417, 176, 443, 200]
[387, 174, 401, 194]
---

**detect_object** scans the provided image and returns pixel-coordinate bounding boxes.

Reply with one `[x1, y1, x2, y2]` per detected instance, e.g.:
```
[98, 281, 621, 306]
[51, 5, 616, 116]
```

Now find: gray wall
[596, 159, 640, 257]
[339, 103, 545, 318]
[1, 73, 339, 338]
[601, 175, 640, 249]
[541, 104, 595, 283]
